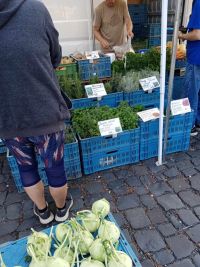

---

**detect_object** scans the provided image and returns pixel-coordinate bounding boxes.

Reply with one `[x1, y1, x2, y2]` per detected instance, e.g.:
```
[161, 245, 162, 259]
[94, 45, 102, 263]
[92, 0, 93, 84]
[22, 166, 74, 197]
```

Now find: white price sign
[98, 118, 122, 136]
[171, 98, 191, 116]
[139, 76, 160, 91]
[85, 50, 99, 60]
[85, 83, 107, 98]
[137, 108, 160, 122]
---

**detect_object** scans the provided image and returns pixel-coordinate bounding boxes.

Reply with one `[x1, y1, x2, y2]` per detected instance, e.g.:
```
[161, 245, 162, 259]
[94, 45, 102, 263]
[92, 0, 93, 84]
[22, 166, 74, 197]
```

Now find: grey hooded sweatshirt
[0, 0, 70, 139]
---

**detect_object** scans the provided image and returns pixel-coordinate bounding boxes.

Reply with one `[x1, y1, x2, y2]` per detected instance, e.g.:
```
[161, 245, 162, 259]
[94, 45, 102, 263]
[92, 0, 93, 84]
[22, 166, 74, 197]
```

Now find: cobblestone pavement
[0, 135, 200, 266]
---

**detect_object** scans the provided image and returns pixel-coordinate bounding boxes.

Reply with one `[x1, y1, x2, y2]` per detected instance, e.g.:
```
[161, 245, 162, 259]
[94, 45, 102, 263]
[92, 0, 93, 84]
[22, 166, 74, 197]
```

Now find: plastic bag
[113, 38, 135, 59]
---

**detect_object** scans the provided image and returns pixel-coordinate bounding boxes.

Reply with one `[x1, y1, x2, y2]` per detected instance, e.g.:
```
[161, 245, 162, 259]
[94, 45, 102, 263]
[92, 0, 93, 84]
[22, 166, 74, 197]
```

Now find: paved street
[0, 135, 200, 266]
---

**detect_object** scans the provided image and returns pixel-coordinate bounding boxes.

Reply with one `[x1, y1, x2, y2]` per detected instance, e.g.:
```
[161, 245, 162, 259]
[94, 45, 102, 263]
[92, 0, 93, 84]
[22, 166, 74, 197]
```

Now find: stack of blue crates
[148, 23, 173, 47]
[139, 111, 193, 160]
[128, 4, 148, 38]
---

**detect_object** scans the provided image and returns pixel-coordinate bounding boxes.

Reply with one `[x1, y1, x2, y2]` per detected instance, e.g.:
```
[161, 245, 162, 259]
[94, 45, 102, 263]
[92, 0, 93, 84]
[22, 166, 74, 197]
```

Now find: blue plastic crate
[82, 144, 139, 174]
[140, 131, 191, 160]
[129, 10, 148, 24]
[76, 55, 111, 81]
[133, 23, 148, 37]
[0, 213, 142, 267]
[149, 24, 174, 36]
[72, 92, 123, 109]
[148, 35, 173, 47]
[124, 88, 160, 109]
[172, 75, 185, 100]
[140, 111, 194, 140]
[0, 145, 6, 154]
[128, 4, 147, 13]
[79, 128, 140, 155]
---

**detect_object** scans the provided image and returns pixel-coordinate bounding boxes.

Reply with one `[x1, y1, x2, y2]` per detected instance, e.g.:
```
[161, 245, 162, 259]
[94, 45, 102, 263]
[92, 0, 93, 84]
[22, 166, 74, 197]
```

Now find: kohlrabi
[92, 199, 110, 219]
[47, 257, 70, 267]
[55, 223, 72, 243]
[98, 220, 120, 244]
[80, 258, 105, 267]
[108, 251, 132, 267]
[89, 238, 106, 262]
[76, 210, 100, 233]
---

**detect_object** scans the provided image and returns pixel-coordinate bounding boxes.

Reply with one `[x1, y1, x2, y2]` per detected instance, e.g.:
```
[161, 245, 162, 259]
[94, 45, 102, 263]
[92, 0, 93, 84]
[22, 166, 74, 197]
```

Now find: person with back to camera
[179, 0, 200, 136]
[0, 0, 73, 224]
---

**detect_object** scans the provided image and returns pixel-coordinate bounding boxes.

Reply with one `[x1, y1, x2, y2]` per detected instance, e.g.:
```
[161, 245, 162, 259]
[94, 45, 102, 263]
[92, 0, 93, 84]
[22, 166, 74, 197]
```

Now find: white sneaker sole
[55, 197, 74, 222]
[34, 210, 54, 225]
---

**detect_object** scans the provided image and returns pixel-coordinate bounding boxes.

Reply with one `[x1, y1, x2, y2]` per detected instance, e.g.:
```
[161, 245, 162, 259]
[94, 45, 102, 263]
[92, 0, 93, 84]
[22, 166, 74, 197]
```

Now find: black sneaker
[195, 124, 200, 131]
[191, 126, 198, 137]
[55, 194, 73, 222]
[34, 203, 54, 225]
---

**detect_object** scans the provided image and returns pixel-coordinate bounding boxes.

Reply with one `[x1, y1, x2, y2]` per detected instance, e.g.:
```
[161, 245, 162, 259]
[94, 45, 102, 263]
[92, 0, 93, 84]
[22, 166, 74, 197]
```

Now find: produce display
[72, 102, 143, 139]
[0, 199, 133, 267]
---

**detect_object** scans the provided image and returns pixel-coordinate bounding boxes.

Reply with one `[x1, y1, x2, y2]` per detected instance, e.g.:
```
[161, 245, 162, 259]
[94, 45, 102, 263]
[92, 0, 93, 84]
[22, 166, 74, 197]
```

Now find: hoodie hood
[0, 0, 26, 29]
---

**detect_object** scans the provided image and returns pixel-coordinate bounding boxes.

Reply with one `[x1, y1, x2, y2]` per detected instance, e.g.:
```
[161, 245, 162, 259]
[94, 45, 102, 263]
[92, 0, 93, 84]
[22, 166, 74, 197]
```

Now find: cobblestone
[179, 190, 200, 207]
[149, 181, 172, 196]
[168, 178, 190, 193]
[177, 209, 199, 226]
[157, 223, 176, 237]
[147, 207, 168, 224]
[125, 208, 151, 229]
[153, 249, 175, 265]
[157, 194, 185, 211]
[186, 224, 200, 243]
[135, 229, 166, 252]
[166, 234, 195, 259]
[168, 259, 195, 267]
[117, 194, 140, 210]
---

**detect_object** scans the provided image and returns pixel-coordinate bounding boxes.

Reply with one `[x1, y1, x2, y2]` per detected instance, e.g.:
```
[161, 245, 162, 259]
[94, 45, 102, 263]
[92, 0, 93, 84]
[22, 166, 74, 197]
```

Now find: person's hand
[178, 31, 184, 40]
[128, 31, 134, 38]
[100, 39, 110, 49]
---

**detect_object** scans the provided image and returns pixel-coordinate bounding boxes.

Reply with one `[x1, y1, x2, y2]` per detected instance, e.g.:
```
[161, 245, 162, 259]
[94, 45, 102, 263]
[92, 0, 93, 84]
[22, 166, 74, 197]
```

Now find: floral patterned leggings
[3, 130, 67, 188]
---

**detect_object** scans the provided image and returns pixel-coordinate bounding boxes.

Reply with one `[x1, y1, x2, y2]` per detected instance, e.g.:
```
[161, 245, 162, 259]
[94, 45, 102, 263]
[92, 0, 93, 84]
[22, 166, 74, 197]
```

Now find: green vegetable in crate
[0, 254, 6, 267]
[60, 76, 84, 99]
[111, 60, 125, 75]
[98, 220, 120, 244]
[55, 223, 72, 243]
[72, 102, 142, 139]
[76, 229, 94, 254]
[80, 258, 105, 267]
[89, 75, 100, 85]
[92, 198, 110, 219]
[89, 238, 106, 262]
[27, 230, 51, 261]
[54, 246, 74, 264]
[108, 251, 132, 267]
[47, 257, 70, 267]
[76, 210, 100, 233]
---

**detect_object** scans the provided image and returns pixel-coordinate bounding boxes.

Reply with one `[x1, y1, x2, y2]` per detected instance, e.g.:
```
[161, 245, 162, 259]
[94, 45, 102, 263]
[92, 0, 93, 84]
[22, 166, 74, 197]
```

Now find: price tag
[85, 83, 107, 99]
[137, 108, 160, 122]
[171, 98, 191, 116]
[98, 118, 122, 137]
[139, 76, 160, 92]
[85, 50, 100, 60]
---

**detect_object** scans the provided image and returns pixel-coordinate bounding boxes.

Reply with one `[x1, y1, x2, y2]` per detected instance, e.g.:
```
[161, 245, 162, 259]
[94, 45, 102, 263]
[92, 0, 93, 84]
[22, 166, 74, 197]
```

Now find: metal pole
[157, 0, 168, 166]
[163, 0, 183, 162]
